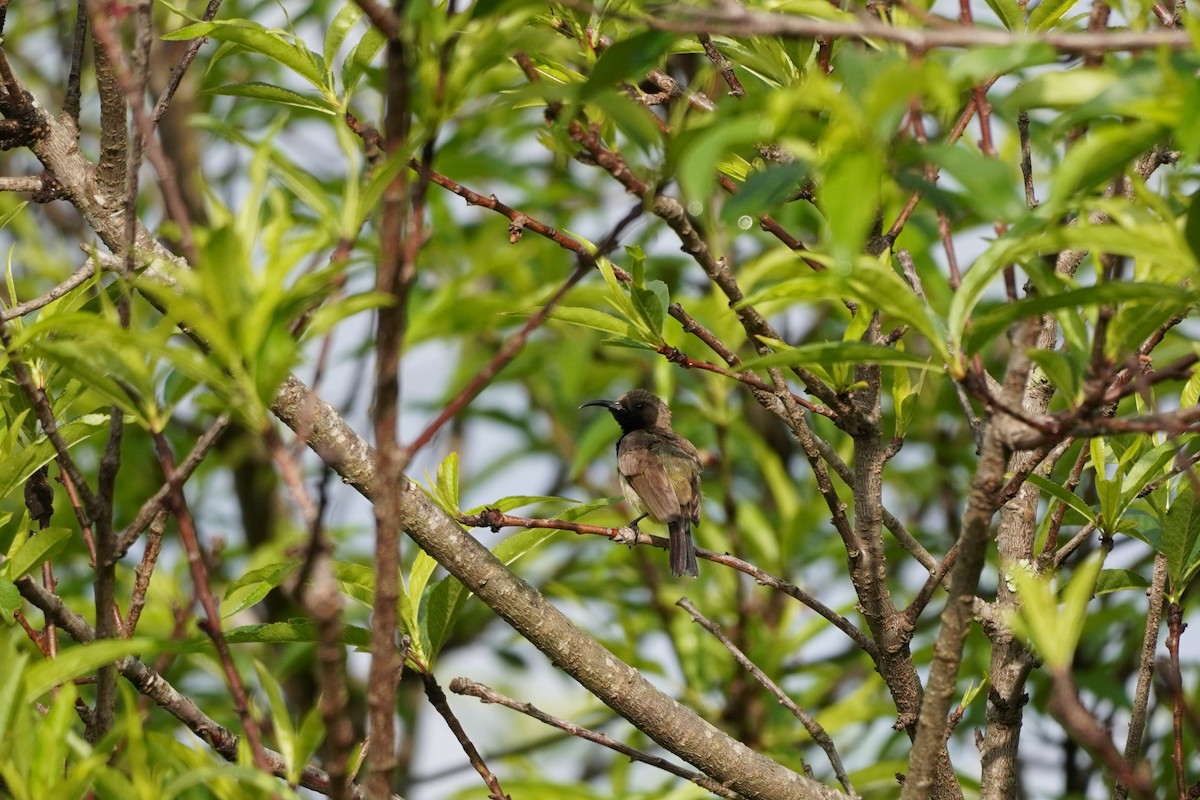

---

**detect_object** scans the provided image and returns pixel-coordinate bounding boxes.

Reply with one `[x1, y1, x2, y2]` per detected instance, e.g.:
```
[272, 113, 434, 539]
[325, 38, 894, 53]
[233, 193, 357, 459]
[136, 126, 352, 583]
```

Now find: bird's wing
[659, 432, 701, 526]
[617, 431, 682, 522]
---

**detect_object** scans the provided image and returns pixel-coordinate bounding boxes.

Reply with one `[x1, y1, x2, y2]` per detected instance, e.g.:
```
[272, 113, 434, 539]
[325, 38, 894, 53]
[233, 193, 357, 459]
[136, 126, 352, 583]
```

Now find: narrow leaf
[1026, 474, 1096, 525]
[201, 82, 337, 114]
[164, 21, 325, 88]
[24, 639, 156, 700]
[580, 31, 676, 101]
[7, 527, 72, 581]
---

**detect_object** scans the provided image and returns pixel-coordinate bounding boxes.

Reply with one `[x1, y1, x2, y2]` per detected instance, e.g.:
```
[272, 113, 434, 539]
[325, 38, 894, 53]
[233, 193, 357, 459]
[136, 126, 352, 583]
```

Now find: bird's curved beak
[580, 399, 620, 411]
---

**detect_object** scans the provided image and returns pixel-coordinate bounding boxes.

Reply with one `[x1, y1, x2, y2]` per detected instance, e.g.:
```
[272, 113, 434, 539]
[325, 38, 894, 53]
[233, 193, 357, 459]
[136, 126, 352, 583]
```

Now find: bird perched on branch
[581, 390, 702, 578]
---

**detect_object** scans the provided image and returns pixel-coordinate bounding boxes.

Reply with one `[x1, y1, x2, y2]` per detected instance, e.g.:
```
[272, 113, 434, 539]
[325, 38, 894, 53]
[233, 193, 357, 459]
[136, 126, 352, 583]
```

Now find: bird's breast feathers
[616, 430, 701, 524]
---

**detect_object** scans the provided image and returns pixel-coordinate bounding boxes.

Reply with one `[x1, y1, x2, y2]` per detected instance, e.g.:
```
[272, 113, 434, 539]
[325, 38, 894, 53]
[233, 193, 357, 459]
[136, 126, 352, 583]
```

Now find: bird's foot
[614, 514, 648, 548]
[613, 524, 638, 548]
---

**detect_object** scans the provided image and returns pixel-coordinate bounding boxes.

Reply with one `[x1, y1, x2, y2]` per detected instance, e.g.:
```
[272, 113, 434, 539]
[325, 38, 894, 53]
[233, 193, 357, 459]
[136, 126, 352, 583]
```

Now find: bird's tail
[669, 520, 699, 578]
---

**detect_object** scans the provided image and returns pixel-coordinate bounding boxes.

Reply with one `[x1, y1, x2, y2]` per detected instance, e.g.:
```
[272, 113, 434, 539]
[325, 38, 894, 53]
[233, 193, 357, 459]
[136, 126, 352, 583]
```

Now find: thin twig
[2, 259, 97, 321]
[151, 431, 271, 772]
[114, 413, 232, 558]
[698, 33, 745, 97]
[124, 510, 166, 634]
[64, 0, 87, 122]
[457, 509, 876, 656]
[450, 678, 740, 798]
[1115, 553, 1167, 800]
[0, 316, 100, 521]
[365, 12, 415, 790]
[416, 663, 510, 800]
[677, 598, 856, 795]
[151, 0, 224, 124]
[1046, 668, 1155, 799]
[1166, 601, 1187, 798]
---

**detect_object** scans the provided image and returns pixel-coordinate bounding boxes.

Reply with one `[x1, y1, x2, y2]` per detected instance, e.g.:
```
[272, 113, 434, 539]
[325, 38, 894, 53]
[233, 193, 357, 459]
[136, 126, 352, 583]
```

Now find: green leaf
[224, 619, 372, 648]
[222, 561, 299, 617]
[201, 82, 338, 115]
[1003, 70, 1118, 111]
[1120, 441, 1177, 499]
[1028, 0, 1078, 29]
[425, 527, 556, 658]
[558, 496, 620, 522]
[6, 527, 72, 582]
[0, 415, 107, 507]
[305, 291, 396, 338]
[324, 2, 364, 68]
[947, 43, 1056, 83]
[923, 143, 1027, 222]
[1047, 121, 1165, 210]
[1122, 509, 1162, 551]
[631, 280, 668, 337]
[1026, 474, 1096, 525]
[980, 0, 1024, 30]
[0, 648, 27, 744]
[343, 25, 386, 93]
[626, 245, 646, 285]
[738, 340, 943, 374]
[0, 578, 19, 619]
[31, 681, 79, 788]
[846, 261, 949, 361]
[470, 0, 542, 18]
[163, 21, 325, 88]
[723, 163, 812, 222]
[1007, 551, 1103, 669]
[1058, 550, 1105, 660]
[738, 272, 841, 308]
[164, 765, 296, 797]
[677, 117, 768, 205]
[24, 639, 156, 700]
[891, 359, 918, 438]
[1162, 481, 1200, 595]
[1184, 188, 1200, 264]
[596, 257, 641, 323]
[967, 282, 1184, 354]
[424, 571, 468, 658]
[462, 495, 577, 515]
[580, 31, 677, 101]
[403, 550, 441, 658]
[156, 0, 202, 22]
[296, 705, 326, 784]
[1095, 568, 1151, 595]
[821, 149, 882, 261]
[587, 90, 665, 153]
[254, 660, 300, 782]
[1182, 370, 1200, 409]
[334, 562, 375, 608]
[1026, 349, 1081, 403]
[1091, 440, 1123, 534]
[436, 451, 460, 512]
[542, 305, 647, 340]
[601, 336, 659, 351]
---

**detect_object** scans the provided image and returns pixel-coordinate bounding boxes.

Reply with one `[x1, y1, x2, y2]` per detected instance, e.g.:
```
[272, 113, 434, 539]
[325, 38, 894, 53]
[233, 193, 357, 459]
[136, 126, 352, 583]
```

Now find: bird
[581, 390, 702, 577]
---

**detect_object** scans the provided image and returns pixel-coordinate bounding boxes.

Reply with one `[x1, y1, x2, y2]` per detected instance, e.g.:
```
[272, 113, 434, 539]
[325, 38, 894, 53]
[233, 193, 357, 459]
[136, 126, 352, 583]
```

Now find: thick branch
[271, 378, 843, 800]
[638, 5, 1191, 53]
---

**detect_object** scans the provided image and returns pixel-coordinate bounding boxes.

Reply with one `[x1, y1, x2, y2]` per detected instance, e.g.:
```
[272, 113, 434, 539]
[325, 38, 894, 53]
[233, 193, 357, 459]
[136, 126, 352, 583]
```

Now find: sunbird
[581, 390, 702, 578]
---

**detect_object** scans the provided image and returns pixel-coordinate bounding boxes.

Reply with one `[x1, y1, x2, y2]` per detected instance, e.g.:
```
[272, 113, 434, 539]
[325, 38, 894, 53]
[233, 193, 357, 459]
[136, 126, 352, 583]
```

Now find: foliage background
[0, 0, 1198, 799]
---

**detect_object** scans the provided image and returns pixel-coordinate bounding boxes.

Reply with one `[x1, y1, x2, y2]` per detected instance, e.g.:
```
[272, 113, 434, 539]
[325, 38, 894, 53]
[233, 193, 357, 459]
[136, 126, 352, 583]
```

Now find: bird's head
[581, 389, 671, 433]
